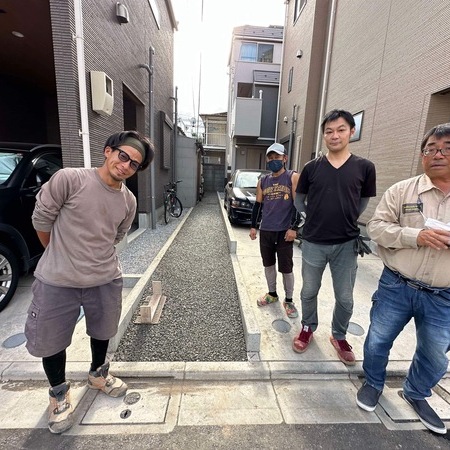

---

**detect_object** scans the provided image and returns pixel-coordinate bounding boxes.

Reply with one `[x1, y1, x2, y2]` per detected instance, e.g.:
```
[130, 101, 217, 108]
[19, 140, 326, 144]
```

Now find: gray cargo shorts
[25, 278, 123, 358]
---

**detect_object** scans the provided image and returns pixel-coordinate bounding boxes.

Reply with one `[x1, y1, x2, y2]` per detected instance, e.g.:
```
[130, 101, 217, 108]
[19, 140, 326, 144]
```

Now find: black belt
[386, 267, 449, 294]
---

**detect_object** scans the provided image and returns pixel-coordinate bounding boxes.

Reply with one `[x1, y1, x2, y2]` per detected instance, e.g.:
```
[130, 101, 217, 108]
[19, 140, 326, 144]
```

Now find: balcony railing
[205, 132, 226, 147]
[232, 97, 262, 137]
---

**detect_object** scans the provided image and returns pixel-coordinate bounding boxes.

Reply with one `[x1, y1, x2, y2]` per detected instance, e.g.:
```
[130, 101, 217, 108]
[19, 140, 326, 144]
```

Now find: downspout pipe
[73, 0, 90, 167]
[139, 47, 156, 229]
[287, 104, 297, 169]
[314, 0, 338, 158]
[170, 87, 178, 182]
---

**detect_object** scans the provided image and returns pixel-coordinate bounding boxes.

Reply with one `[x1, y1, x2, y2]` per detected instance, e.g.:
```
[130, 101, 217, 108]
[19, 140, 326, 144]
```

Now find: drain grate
[120, 409, 132, 419]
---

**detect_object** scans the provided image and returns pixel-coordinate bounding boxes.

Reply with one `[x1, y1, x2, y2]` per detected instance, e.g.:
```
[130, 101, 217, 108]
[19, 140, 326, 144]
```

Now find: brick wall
[50, 0, 175, 211]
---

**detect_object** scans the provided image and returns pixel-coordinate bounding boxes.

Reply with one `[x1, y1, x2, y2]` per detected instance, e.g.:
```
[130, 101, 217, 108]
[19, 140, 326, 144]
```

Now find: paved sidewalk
[0, 192, 449, 437]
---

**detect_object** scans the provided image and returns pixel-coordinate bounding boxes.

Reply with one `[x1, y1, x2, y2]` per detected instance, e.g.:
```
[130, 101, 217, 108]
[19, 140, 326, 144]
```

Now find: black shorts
[259, 229, 294, 273]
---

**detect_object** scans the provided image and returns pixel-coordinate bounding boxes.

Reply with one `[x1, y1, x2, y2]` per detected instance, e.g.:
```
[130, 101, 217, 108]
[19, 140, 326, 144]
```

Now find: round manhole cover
[124, 392, 141, 405]
[272, 319, 291, 333]
[2, 333, 27, 349]
[347, 321, 365, 336]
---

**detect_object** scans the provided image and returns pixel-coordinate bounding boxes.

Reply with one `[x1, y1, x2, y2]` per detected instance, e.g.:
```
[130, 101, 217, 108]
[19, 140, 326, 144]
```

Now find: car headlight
[231, 198, 250, 208]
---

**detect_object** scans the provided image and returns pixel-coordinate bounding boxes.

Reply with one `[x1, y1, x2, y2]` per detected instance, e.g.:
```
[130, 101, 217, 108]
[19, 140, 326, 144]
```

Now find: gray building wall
[175, 135, 199, 208]
[278, 0, 330, 170]
[279, 0, 450, 222]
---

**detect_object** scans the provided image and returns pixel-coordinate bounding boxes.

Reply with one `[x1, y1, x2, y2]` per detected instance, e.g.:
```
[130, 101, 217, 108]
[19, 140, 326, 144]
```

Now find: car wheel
[0, 243, 20, 312]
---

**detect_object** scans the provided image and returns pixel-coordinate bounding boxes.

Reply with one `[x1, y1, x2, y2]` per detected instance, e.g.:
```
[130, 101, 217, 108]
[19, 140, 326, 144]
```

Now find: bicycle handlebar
[164, 180, 182, 191]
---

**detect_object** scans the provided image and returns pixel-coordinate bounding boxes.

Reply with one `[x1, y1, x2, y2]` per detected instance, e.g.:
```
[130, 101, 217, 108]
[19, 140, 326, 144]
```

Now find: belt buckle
[406, 280, 421, 290]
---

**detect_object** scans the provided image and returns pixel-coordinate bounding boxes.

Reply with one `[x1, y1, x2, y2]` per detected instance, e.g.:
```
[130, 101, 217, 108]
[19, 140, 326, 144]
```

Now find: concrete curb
[216, 192, 261, 353]
[1, 360, 419, 382]
[217, 192, 237, 254]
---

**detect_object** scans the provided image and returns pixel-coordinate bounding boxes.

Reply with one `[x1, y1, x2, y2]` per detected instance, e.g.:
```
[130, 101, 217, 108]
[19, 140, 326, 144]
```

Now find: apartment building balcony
[204, 131, 226, 148]
[232, 97, 262, 137]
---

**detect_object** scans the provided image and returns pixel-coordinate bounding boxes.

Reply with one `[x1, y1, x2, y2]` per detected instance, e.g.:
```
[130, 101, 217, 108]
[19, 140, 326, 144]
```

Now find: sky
[171, 0, 286, 125]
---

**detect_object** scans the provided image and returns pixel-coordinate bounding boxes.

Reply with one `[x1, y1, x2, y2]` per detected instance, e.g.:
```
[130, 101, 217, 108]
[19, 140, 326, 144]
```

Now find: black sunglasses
[112, 147, 142, 171]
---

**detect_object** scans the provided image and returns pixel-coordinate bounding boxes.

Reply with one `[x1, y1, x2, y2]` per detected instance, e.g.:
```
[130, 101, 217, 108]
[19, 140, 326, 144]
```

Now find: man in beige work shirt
[356, 123, 450, 434]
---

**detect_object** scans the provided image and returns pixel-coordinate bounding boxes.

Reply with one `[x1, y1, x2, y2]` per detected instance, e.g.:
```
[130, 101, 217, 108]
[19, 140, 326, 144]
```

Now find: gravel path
[114, 193, 248, 362]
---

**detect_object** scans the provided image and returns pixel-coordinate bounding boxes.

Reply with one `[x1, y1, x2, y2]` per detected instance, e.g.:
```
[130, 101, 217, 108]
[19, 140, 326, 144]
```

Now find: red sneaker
[292, 325, 313, 353]
[330, 336, 356, 366]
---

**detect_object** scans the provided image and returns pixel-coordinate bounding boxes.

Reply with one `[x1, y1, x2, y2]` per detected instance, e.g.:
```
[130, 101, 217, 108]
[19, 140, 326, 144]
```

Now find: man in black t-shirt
[292, 109, 376, 365]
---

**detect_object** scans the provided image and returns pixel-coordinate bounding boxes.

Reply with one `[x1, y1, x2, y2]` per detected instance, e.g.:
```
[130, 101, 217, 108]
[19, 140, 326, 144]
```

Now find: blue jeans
[363, 267, 450, 400]
[300, 239, 357, 339]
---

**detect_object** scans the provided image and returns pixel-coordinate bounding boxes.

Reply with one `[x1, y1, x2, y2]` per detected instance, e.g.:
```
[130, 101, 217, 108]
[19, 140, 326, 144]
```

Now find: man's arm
[358, 197, 370, 216]
[36, 230, 50, 248]
[367, 188, 420, 249]
[294, 193, 307, 215]
[367, 187, 450, 250]
[249, 180, 263, 240]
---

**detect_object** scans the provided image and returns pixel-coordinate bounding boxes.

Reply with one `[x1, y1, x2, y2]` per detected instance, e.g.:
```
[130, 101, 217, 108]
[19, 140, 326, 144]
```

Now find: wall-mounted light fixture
[283, 116, 288, 124]
[116, 2, 129, 24]
[296, 50, 303, 59]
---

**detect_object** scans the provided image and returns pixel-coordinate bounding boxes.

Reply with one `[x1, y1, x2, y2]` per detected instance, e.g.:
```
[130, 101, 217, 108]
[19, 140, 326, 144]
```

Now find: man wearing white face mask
[249, 143, 301, 318]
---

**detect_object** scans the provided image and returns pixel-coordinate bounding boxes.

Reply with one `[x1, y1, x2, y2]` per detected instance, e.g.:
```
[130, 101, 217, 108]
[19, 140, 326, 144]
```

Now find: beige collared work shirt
[367, 174, 450, 288]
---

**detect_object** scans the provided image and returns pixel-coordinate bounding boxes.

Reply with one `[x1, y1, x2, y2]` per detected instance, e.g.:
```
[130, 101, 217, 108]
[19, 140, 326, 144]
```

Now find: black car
[0, 143, 62, 311]
[224, 169, 270, 224]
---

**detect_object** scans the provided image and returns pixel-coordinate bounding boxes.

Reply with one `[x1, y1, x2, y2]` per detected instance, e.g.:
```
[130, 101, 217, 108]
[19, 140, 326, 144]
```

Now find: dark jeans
[363, 267, 450, 399]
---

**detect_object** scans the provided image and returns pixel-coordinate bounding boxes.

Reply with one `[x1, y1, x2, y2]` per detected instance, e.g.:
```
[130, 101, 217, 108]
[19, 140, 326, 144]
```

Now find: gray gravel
[114, 193, 248, 362]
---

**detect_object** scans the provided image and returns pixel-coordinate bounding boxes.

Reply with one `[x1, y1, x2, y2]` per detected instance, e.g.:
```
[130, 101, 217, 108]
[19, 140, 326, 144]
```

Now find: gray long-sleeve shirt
[32, 167, 136, 288]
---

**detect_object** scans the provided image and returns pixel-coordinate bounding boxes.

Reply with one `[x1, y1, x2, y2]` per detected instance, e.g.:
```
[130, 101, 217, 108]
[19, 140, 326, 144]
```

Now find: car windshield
[0, 152, 23, 184]
[235, 172, 263, 189]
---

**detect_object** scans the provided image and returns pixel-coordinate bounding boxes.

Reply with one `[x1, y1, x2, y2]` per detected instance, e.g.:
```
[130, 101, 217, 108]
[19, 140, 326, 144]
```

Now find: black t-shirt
[297, 154, 376, 244]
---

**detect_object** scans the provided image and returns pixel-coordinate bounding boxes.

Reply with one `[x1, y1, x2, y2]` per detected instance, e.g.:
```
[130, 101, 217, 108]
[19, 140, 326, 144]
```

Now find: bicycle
[163, 180, 183, 224]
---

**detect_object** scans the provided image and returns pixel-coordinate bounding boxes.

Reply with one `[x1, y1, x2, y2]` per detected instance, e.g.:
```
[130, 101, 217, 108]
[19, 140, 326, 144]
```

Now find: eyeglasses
[422, 146, 450, 157]
[112, 147, 142, 171]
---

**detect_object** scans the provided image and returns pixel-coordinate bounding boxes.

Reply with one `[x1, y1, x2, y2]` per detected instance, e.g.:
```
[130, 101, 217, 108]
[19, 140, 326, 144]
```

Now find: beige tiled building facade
[278, 0, 450, 222]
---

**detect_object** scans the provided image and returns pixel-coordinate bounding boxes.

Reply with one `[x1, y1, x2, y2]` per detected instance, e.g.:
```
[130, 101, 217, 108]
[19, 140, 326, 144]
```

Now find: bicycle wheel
[164, 196, 171, 224]
[170, 196, 183, 218]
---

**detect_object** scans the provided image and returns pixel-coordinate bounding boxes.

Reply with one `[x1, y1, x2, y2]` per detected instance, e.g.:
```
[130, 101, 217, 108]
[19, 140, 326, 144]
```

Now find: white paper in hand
[424, 218, 450, 232]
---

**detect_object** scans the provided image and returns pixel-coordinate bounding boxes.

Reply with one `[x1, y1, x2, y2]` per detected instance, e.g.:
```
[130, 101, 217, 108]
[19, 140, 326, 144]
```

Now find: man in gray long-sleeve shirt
[25, 130, 154, 434]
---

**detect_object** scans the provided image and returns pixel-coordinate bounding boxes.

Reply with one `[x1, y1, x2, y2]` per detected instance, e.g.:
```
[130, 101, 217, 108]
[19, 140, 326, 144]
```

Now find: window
[288, 67, 293, 93]
[237, 82, 253, 98]
[294, 0, 307, 22]
[350, 111, 364, 142]
[239, 43, 274, 63]
[147, 0, 160, 29]
[0, 153, 22, 183]
[160, 111, 173, 169]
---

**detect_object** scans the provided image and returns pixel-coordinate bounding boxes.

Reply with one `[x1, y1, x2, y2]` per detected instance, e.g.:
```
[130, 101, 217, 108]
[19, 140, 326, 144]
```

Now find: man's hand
[284, 229, 297, 242]
[417, 229, 450, 250]
[249, 228, 257, 240]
